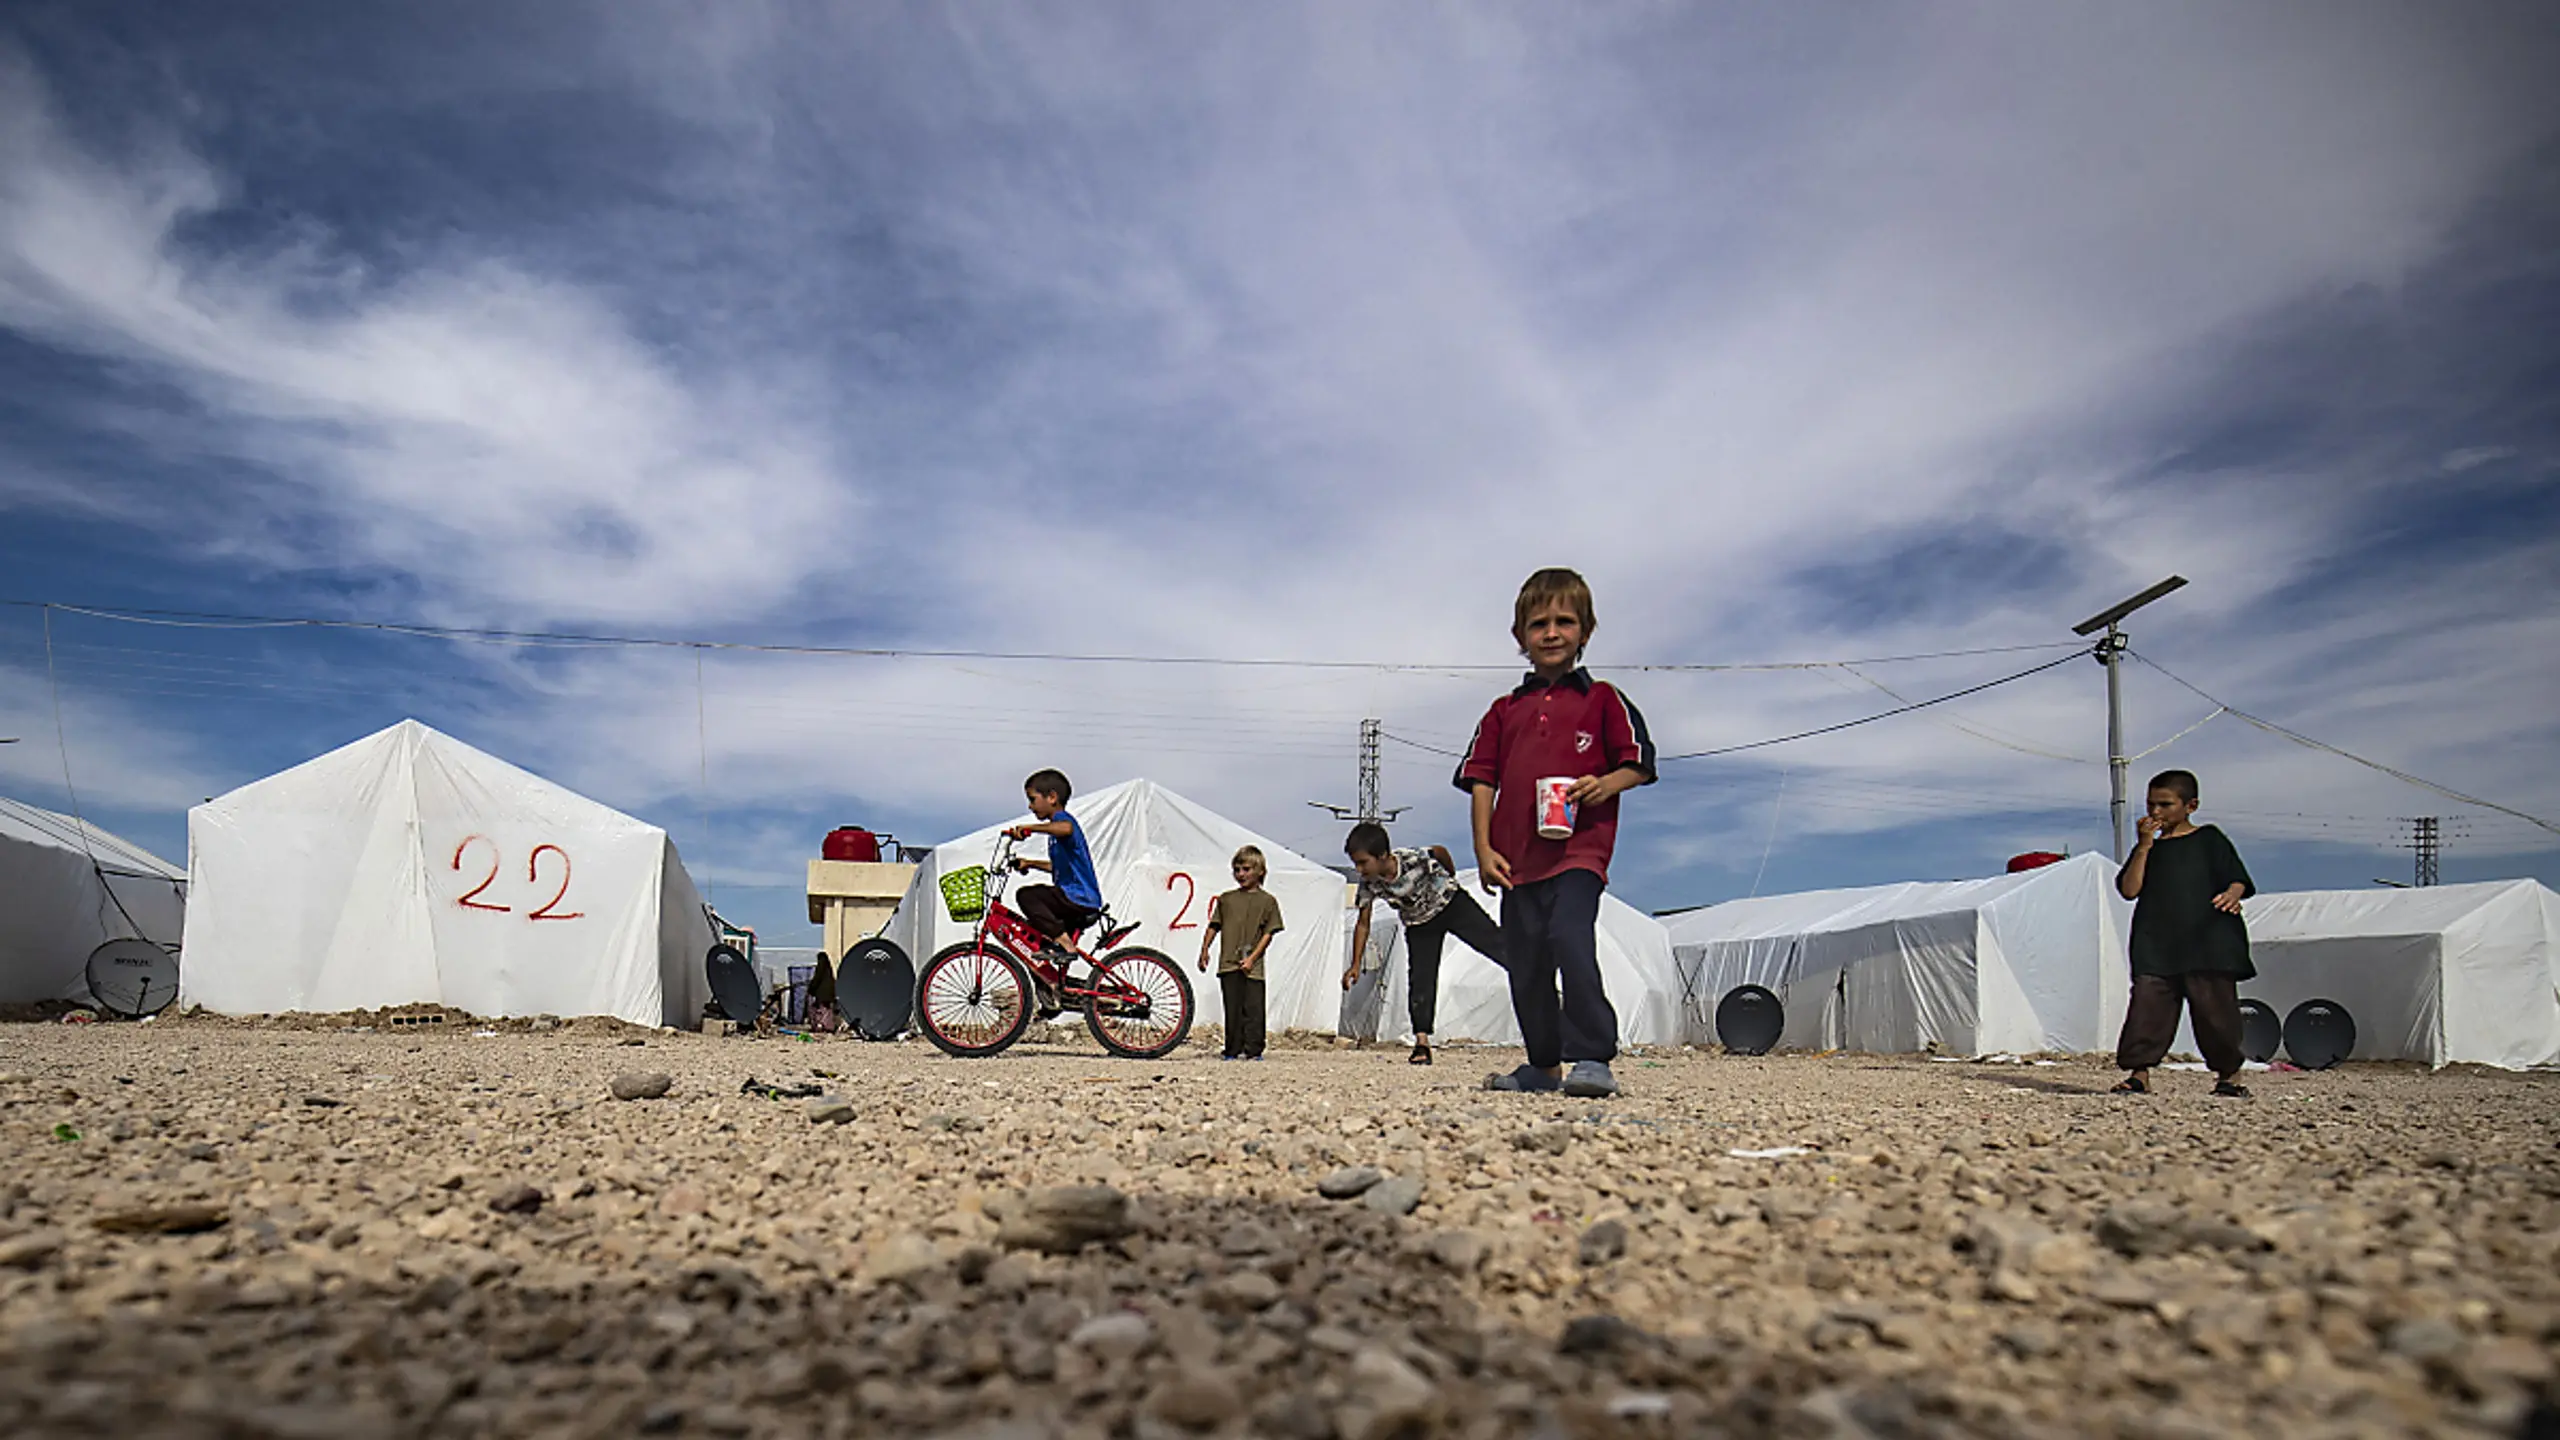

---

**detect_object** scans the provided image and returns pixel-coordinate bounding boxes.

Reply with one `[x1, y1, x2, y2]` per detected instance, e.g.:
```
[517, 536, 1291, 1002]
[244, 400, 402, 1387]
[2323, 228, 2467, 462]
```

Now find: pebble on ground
[0, 1017, 2555, 1438]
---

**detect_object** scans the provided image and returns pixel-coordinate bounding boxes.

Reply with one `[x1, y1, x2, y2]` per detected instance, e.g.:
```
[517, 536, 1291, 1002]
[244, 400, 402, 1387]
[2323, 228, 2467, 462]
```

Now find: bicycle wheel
[917, 942, 1034, 1058]
[1083, 946, 1193, 1059]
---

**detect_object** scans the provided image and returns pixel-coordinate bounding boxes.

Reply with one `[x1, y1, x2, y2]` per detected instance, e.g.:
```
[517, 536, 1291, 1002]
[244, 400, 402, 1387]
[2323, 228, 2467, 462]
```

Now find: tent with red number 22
[180, 719, 716, 1028]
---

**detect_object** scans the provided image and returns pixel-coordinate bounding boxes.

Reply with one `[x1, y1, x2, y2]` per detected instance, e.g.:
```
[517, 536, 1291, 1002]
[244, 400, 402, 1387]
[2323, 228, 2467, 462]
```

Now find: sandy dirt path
[2, 1018, 2555, 1438]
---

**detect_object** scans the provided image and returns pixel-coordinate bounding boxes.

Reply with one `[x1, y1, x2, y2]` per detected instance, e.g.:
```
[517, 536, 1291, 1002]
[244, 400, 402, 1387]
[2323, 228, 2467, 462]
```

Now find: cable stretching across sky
[1, 598, 2080, 674]
[2130, 653, 2559, 837]
[16, 597, 2551, 837]
[1391, 649, 2557, 838]
[1386, 652, 2083, 761]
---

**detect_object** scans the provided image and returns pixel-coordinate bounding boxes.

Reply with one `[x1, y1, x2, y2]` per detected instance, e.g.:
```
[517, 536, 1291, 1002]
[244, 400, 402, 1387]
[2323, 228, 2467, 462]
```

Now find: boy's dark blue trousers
[1502, 869, 1619, 1069]
[1404, 888, 1505, 1038]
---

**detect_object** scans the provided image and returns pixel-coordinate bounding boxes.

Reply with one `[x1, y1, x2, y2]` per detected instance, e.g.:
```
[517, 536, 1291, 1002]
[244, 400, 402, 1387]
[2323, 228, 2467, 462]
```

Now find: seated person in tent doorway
[2112, 768, 2257, 1098]
[1341, 822, 1506, 1067]
[1002, 768, 1107, 1008]
[1197, 845, 1285, 1061]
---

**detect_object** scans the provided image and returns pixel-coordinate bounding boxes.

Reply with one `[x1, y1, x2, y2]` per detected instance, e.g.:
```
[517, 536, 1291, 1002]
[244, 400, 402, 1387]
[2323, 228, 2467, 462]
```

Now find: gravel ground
[2, 1015, 2556, 1439]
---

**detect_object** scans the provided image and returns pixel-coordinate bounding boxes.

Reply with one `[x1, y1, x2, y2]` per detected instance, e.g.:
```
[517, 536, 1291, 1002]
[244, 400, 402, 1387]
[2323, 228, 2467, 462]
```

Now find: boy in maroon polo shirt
[1457, 567, 1656, 1097]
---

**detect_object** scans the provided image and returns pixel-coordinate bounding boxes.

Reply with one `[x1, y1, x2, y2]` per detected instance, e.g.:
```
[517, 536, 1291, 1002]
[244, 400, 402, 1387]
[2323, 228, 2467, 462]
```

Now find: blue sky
[3, 2, 2555, 946]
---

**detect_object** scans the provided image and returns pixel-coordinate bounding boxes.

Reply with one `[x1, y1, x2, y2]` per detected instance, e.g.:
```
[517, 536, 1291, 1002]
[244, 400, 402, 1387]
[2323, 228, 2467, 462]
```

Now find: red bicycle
[914, 834, 1194, 1059]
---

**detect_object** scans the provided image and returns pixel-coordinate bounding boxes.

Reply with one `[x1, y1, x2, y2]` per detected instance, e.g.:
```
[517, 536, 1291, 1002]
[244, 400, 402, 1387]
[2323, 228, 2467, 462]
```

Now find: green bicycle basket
[939, 865, 989, 924]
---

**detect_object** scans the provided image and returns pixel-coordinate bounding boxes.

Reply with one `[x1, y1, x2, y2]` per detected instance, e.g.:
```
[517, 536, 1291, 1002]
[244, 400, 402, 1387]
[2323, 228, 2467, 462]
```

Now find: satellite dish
[2236, 998, 2281, 1064]
[85, 938, 180, 1020]
[1715, 984, 1784, 1055]
[837, 937, 915, 1041]
[705, 944, 762, 1026]
[2282, 998, 2356, 1070]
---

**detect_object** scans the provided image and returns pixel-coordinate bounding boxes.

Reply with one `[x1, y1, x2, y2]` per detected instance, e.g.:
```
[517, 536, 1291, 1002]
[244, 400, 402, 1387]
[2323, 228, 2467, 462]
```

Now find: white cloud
[0, 655, 221, 819]
[0, 47, 853, 627]
[0, 7, 2554, 925]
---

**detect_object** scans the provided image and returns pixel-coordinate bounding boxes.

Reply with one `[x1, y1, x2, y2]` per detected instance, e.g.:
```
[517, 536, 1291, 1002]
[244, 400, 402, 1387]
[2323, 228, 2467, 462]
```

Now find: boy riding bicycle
[1002, 768, 1122, 1013]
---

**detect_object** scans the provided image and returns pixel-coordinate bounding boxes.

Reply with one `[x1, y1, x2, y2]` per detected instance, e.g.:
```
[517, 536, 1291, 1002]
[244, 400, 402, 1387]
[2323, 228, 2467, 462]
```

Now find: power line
[1387, 652, 2084, 766]
[2129, 652, 2559, 837]
[1381, 730, 1463, 758]
[1834, 662, 2094, 764]
[1656, 652, 2084, 761]
[4, 598, 2079, 674]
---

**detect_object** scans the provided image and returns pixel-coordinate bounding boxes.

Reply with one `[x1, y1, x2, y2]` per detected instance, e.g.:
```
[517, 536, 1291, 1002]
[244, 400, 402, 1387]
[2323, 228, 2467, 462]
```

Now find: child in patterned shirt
[1342, 822, 1507, 1066]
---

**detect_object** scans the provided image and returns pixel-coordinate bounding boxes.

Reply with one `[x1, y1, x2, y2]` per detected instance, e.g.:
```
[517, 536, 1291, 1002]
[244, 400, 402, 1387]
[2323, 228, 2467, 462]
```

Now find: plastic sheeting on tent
[182, 720, 716, 1028]
[1339, 871, 1682, 1047]
[1663, 853, 2132, 1056]
[882, 779, 1351, 1034]
[2239, 880, 2560, 1069]
[0, 796, 187, 1007]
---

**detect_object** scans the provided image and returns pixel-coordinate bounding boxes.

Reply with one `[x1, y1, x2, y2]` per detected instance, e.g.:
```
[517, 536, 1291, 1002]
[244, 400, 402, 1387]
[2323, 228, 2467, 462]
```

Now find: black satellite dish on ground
[2236, 998, 2281, 1064]
[85, 938, 180, 1019]
[836, 937, 915, 1041]
[705, 944, 762, 1026]
[2282, 998, 2356, 1070]
[1715, 984, 1784, 1055]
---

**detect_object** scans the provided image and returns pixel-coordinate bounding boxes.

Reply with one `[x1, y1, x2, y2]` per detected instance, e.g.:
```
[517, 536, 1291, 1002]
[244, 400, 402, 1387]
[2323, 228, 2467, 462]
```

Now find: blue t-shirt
[1048, 812, 1103, 911]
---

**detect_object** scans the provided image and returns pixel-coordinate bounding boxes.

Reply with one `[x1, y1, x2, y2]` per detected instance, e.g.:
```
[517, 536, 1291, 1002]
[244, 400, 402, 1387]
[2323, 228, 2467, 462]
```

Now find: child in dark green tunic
[2112, 769, 2256, 1096]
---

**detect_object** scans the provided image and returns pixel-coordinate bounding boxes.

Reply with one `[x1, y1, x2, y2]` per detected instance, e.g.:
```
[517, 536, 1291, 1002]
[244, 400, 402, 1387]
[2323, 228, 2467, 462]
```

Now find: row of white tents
[1658, 856, 2560, 1070]
[4, 718, 2555, 1067]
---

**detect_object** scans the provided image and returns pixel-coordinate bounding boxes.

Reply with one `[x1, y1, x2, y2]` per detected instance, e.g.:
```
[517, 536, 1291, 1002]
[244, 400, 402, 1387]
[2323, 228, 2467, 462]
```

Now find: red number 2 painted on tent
[453, 836, 511, 912]
[1165, 871, 1199, 930]
[526, 844, 584, 921]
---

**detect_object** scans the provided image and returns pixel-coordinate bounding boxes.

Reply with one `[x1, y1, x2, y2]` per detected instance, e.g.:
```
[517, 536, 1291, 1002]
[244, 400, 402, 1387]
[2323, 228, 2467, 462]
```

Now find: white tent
[0, 796, 187, 1008]
[182, 720, 715, 1028]
[1663, 853, 2132, 1056]
[2240, 880, 2560, 1069]
[882, 779, 1350, 1034]
[1340, 871, 1683, 1047]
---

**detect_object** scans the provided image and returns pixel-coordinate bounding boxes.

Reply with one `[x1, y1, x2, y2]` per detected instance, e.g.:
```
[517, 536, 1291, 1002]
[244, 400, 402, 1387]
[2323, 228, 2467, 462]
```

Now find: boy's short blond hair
[1513, 567, 1596, 646]
[1231, 845, 1267, 879]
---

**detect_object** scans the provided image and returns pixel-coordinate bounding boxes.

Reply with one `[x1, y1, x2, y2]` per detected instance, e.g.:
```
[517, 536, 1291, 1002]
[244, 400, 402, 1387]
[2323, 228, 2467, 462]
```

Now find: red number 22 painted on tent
[450, 836, 583, 921]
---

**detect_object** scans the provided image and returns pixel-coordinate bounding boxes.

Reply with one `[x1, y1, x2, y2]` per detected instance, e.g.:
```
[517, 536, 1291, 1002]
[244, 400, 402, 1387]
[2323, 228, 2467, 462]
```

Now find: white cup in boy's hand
[1535, 777, 1577, 839]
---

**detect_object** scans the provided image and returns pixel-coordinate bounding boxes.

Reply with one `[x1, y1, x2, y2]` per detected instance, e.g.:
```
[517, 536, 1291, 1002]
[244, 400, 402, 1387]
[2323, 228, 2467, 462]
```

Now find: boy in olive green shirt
[1198, 845, 1284, 1060]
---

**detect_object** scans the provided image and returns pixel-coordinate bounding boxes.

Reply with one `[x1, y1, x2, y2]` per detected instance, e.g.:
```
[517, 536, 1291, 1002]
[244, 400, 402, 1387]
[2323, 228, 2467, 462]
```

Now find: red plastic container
[2006, 851, 2065, 873]
[823, 827, 882, 863]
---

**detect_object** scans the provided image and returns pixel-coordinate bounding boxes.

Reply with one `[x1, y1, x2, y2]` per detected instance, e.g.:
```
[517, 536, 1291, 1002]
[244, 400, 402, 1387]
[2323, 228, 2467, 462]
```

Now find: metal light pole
[2073, 576, 2188, 862]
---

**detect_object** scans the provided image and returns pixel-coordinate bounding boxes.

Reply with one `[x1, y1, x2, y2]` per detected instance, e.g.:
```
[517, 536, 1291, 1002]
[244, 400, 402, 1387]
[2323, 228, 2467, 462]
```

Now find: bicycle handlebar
[985, 832, 1025, 895]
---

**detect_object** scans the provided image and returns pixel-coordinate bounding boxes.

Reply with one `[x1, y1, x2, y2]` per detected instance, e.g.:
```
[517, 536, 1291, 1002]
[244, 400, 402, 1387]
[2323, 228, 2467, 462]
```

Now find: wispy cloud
[0, 46, 853, 627]
[0, 5, 2553, 927]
